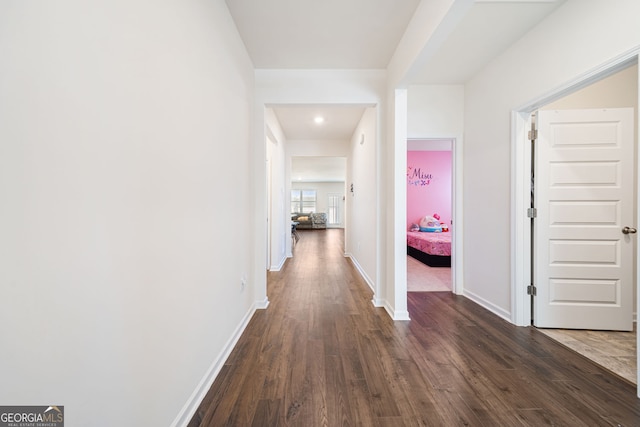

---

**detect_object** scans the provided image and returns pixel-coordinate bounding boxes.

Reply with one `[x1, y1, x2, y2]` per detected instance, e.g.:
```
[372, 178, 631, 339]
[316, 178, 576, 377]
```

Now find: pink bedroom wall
[407, 150, 452, 229]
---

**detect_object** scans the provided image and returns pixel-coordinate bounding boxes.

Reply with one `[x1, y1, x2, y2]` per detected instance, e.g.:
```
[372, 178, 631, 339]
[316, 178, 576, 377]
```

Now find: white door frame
[406, 138, 459, 294]
[511, 50, 639, 393]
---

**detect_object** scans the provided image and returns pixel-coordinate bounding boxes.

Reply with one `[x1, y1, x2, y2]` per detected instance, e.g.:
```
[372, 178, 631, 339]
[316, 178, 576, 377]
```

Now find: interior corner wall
[0, 2, 255, 426]
[265, 109, 288, 267]
[463, 0, 640, 317]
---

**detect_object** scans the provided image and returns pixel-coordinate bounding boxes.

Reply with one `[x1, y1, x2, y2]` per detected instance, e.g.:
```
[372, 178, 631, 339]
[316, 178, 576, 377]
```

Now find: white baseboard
[344, 253, 375, 293]
[391, 308, 411, 321]
[347, 254, 410, 321]
[255, 297, 270, 310]
[463, 289, 511, 323]
[170, 301, 262, 427]
[269, 255, 287, 272]
[380, 299, 410, 321]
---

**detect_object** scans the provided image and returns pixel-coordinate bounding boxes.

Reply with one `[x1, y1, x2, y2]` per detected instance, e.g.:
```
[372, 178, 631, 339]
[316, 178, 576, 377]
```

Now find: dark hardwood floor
[189, 229, 640, 426]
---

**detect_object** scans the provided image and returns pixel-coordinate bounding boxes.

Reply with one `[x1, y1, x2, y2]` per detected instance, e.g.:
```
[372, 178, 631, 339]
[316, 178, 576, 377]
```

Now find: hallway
[189, 229, 640, 426]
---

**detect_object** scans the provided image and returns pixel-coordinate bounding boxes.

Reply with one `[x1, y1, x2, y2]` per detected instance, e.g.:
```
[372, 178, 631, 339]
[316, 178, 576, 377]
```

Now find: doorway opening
[263, 103, 379, 312]
[289, 156, 347, 259]
[406, 139, 454, 292]
[290, 156, 346, 237]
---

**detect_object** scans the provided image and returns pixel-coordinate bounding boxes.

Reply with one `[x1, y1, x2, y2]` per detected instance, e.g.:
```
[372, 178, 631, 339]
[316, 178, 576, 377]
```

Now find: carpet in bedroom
[407, 255, 451, 292]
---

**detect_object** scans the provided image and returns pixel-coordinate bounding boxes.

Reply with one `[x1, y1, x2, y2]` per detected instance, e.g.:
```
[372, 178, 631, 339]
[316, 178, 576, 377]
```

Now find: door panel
[534, 108, 634, 331]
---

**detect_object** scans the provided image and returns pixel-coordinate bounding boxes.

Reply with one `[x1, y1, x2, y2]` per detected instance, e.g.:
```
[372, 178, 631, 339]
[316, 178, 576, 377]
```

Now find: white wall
[0, 1, 256, 426]
[346, 108, 379, 292]
[266, 109, 288, 270]
[463, 0, 640, 317]
[287, 139, 350, 158]
[408, 85, 464, 139]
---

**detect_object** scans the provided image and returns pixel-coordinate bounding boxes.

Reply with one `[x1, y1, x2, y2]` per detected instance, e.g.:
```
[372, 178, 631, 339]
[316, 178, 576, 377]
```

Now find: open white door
[534, 108, 635, 331]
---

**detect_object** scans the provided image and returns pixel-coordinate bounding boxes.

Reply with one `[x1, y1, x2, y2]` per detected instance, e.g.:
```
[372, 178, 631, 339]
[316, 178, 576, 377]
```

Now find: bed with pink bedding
[407, 231, 451, 267]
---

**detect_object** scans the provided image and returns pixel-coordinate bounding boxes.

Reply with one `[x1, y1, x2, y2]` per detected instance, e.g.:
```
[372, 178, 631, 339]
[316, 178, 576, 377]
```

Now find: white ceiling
[226, 0, 565, 79]
[272, 105, 369, 140]
[226, 0, 566, 179]
[225, 0, 421, 69]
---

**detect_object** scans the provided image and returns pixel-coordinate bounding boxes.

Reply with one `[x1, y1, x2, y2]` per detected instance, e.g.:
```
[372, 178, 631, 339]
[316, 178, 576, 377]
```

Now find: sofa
[292, 212, 327, 229]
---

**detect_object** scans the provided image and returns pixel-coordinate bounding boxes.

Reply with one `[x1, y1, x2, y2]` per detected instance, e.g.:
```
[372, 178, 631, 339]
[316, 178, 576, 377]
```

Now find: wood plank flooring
[189, 229, 640, 426]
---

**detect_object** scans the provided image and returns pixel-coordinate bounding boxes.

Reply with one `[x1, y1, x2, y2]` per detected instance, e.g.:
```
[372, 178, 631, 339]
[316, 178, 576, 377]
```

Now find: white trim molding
[269, 255, 287, 272]
[345, 253, 375, 294]
[464, 290, 511, 324]
[170, 303, 259, 427]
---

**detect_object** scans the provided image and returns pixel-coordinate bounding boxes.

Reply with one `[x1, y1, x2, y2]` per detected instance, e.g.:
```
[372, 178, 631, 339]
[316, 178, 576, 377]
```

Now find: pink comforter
[407, 231, 451, 256]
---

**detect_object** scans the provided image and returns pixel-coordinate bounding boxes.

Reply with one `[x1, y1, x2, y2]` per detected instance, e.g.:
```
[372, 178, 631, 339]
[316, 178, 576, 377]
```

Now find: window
[291, 189, 316, 213]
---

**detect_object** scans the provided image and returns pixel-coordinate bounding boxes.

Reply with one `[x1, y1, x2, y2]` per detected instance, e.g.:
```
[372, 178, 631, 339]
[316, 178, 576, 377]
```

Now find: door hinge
[527, 285, 537, 296]
[528, 129, 538, 141]
[527, 207, 537, 218]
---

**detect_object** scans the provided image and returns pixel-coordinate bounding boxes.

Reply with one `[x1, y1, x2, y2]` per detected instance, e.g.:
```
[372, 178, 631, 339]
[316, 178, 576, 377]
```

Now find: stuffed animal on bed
[419, 215, 442, 232]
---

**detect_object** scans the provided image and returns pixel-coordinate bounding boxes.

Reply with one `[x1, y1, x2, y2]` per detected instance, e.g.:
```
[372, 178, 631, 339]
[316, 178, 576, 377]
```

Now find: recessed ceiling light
[314, 116, 325, 124]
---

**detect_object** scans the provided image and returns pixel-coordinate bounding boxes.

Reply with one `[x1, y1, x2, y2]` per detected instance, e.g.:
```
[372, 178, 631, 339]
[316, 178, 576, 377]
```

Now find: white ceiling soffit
[412, 0, 566, 84]
[224, 0, 421, 69]
[272, 105, 368, 140]
[225, 0, 565, 83]
[292, 156, 347, 183]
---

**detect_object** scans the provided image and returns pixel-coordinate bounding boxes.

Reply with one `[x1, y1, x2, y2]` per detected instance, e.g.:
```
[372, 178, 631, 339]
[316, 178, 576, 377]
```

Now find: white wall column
[386, 89, 410, 320]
